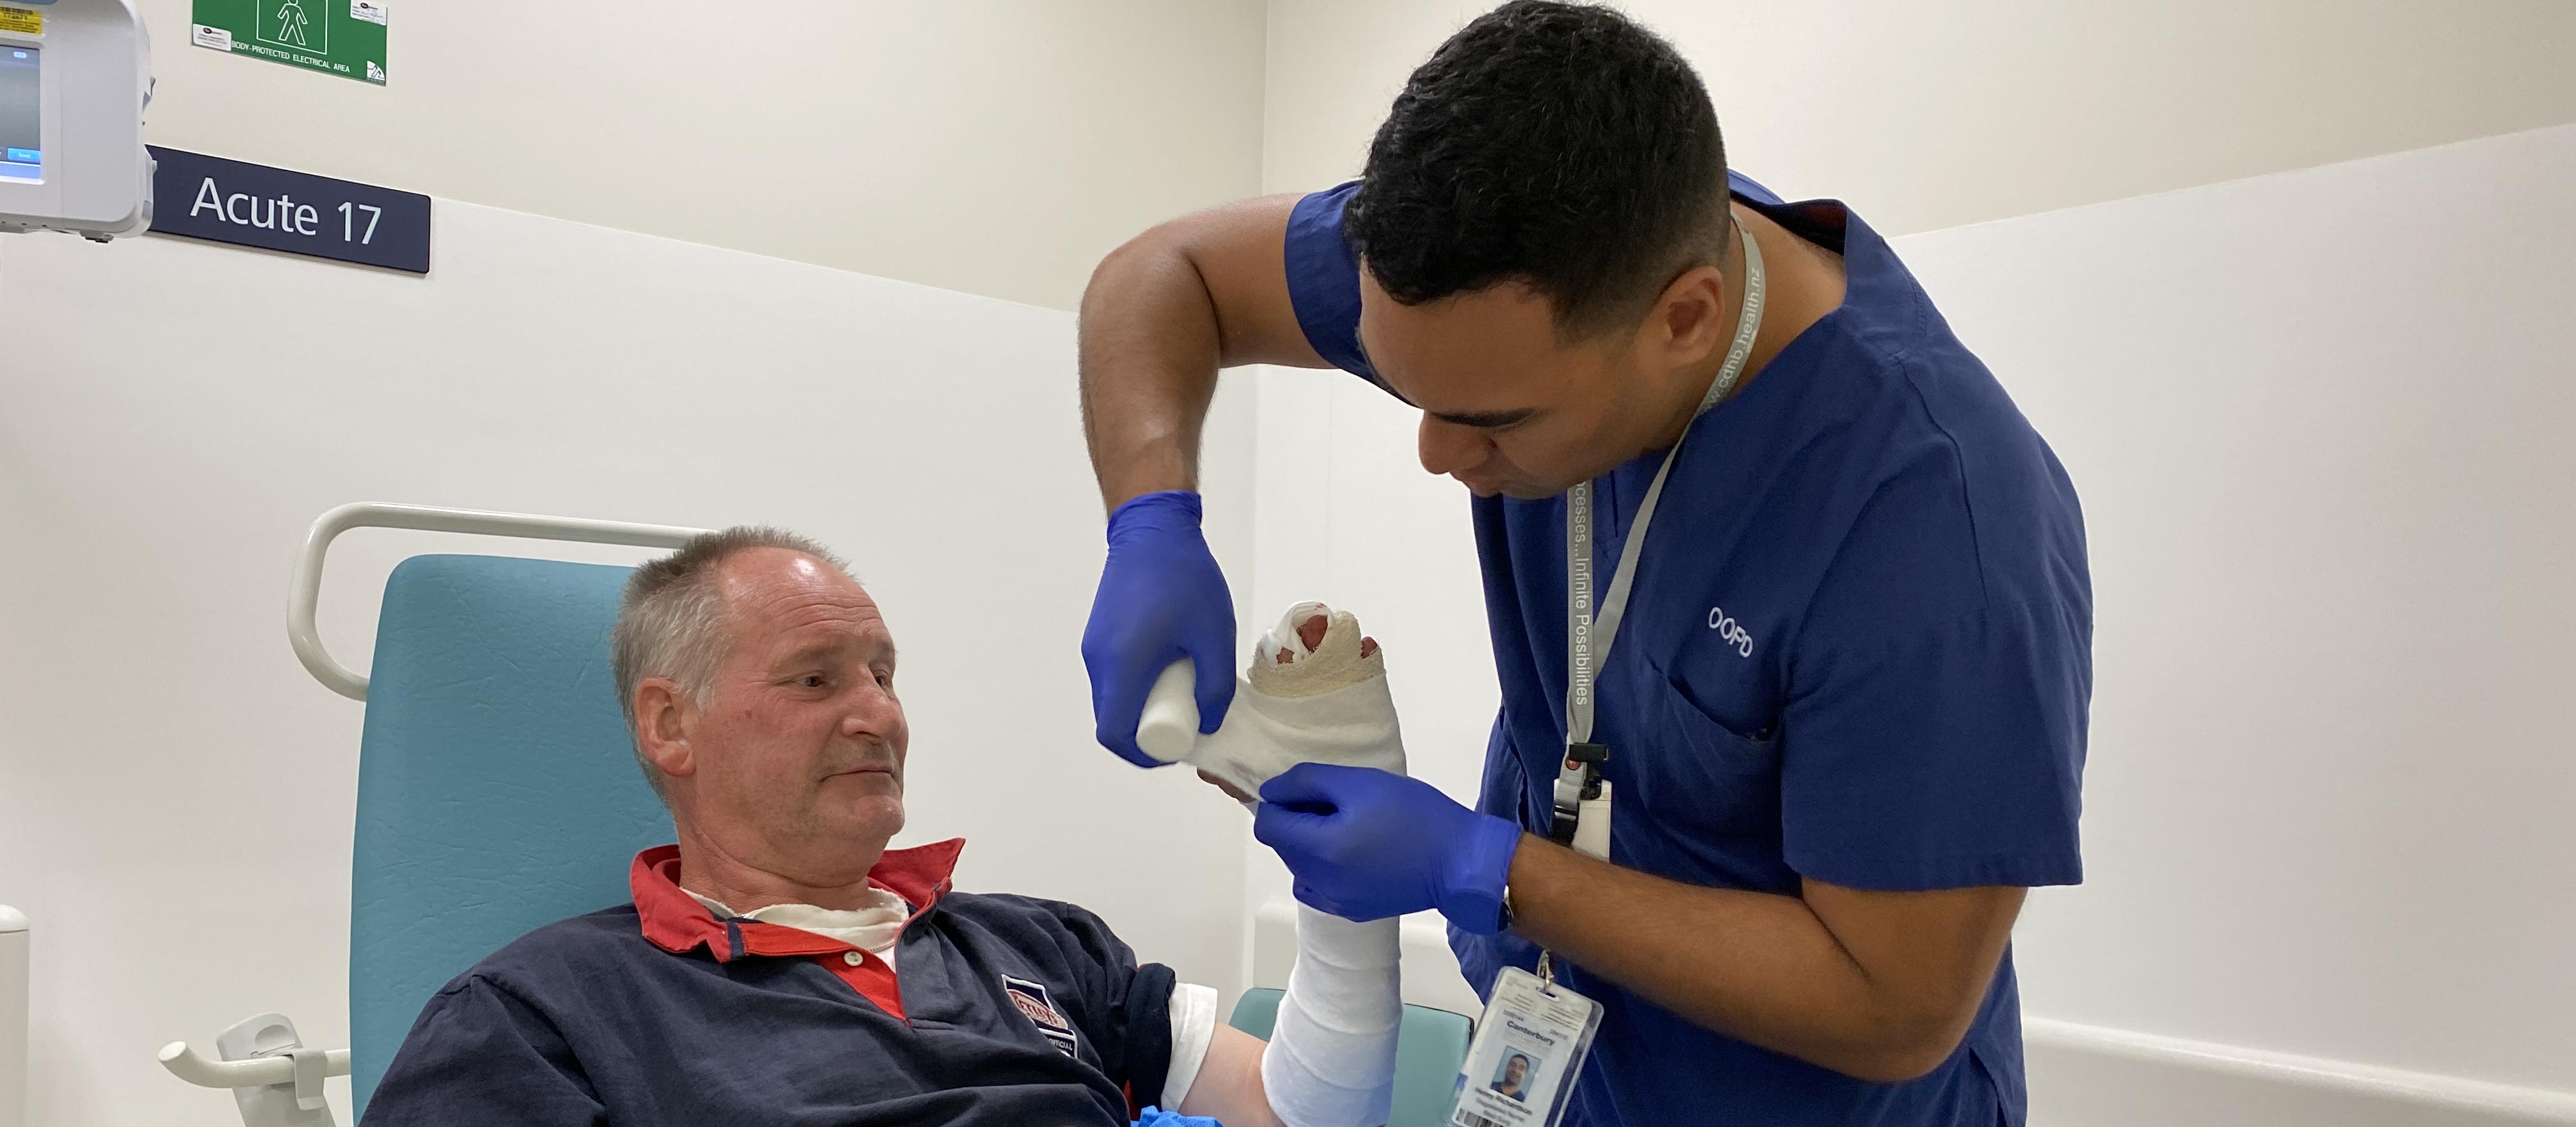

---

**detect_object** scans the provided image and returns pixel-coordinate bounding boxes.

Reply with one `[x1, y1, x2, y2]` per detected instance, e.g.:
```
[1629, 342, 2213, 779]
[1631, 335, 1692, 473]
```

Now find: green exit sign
[191, 0, 388, 86]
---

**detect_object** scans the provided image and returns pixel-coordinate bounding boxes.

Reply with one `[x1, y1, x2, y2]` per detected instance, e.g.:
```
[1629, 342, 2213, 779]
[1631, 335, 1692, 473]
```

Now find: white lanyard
[1552, 217, 1765, 852]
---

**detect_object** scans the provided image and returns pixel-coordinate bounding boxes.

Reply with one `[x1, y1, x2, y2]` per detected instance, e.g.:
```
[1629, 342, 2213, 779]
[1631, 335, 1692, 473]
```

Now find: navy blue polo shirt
[1285, 173, 2090, 1126]
[360, 841, 1178, 1126]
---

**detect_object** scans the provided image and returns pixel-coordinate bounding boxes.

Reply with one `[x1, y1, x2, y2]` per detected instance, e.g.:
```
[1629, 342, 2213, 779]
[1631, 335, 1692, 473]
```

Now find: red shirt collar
[629, 839, 965, 960]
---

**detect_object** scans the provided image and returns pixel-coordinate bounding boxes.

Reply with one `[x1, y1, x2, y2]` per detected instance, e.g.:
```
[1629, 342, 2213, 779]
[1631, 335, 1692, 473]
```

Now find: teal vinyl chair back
[348, 555, 672, 1116]
[1228, 988, 1474, 1127]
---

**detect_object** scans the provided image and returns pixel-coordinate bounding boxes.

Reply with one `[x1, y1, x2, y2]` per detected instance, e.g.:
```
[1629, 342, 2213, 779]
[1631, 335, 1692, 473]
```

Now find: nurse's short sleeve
[1283, 182, 1390, 390]
[1780, 597, 2089, 891]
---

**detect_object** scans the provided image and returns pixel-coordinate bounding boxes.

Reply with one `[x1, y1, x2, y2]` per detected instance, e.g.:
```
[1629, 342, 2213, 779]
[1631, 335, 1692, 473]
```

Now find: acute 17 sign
[148, 147, 432, 274]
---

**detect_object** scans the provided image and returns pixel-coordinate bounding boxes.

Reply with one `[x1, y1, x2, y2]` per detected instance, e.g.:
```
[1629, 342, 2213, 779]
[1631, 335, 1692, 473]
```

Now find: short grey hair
[610, 525, 852, 797]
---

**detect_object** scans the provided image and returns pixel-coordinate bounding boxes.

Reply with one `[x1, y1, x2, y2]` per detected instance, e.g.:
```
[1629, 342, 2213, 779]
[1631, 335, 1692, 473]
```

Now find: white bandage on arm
[1261, 906, 1402, 1127]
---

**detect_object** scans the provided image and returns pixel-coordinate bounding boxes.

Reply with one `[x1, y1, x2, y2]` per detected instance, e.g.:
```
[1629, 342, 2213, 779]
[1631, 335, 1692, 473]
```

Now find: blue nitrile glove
[1132, 1108, 1221, 1127]
[1252, 763, 1524, 934]
[1082, 490, 1238, 767]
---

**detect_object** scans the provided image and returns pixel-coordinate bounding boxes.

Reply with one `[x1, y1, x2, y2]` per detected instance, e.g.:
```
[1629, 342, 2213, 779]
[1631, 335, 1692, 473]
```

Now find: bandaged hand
[1169, 602, 1409, 800]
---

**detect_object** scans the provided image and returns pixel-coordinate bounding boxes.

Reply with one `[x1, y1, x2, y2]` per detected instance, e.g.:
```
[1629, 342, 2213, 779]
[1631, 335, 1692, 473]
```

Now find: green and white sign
[190, 0, 387, 86]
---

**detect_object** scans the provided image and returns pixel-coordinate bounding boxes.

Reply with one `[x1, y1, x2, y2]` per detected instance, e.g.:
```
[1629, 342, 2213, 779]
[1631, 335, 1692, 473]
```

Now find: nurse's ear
[633, 676, 702, 783]
[1636, 261, 1733, 376]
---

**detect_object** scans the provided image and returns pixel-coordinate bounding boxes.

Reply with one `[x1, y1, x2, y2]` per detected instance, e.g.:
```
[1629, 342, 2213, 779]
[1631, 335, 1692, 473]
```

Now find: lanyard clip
[1549, 742, 1611, 845]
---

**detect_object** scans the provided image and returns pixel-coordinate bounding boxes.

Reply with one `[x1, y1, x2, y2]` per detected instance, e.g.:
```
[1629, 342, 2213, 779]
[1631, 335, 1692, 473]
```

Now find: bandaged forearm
[1262, 905, 1402, 1127]
[1181, 602, 1407, 795]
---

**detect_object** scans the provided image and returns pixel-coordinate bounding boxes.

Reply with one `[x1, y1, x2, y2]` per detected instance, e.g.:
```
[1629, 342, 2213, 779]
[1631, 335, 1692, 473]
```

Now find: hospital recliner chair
[156, 504, 708, 1124]
[160, 503, 1475, 1126]
[343, 551, 676, 1112]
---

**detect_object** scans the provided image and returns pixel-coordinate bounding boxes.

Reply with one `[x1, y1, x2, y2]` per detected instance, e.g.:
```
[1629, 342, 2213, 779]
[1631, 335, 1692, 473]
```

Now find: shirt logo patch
[1707, 605, 1756, 657]
[1002, 974, 1079, 1057]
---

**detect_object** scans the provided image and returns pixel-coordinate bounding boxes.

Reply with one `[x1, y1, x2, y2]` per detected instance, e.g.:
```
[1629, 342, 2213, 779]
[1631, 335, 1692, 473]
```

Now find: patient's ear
[633, 677, 700, 780]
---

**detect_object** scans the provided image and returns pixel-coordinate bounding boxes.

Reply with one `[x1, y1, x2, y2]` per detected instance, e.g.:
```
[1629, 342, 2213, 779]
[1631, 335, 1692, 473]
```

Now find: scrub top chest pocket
[1604, 641, 1793, 894]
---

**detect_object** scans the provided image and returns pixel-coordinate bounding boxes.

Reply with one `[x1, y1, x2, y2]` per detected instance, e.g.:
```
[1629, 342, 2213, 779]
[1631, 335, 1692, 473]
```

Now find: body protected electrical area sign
[190, 0, 387, 85]
[148, 146, 429, 273]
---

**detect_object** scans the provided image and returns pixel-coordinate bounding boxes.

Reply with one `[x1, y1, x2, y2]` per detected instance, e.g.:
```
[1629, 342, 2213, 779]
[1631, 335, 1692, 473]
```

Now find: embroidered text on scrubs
[1706, 606, 1755, 657]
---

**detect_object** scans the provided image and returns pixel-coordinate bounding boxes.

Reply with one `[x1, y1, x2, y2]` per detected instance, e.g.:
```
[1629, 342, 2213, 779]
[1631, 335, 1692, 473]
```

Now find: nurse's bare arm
[1503, 836, 2024, 1083]
[1080, 195, 1333, 510]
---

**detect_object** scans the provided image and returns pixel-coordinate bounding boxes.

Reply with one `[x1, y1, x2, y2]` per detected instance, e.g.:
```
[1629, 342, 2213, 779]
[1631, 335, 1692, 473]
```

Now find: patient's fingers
[1264, 606, 1381, 670]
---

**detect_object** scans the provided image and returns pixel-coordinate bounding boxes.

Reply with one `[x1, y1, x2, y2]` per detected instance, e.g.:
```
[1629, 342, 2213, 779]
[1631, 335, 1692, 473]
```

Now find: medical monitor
[0, 0, 152, 240]
[0, 45, 36, 182]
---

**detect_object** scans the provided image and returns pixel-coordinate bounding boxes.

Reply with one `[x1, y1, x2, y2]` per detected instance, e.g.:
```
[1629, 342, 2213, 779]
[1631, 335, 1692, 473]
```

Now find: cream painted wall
[1261, 0, 2576, 220]
[136, 0, 1266, 311]
[131, 1, 1270, 617]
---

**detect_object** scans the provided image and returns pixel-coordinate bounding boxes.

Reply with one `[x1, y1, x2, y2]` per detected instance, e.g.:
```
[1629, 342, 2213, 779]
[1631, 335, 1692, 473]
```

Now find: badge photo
[1450, 966, 1602, 1127]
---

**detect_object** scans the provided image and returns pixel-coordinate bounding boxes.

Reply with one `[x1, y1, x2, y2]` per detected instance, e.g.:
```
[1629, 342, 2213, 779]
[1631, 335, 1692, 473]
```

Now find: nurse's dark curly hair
[1346, 1, 1729, 336]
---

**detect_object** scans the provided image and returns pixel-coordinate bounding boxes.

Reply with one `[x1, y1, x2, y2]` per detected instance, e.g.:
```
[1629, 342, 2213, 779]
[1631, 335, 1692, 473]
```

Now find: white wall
[1243, 122, 2576, 1122]
[0, 203, 1257, 1126]
[1260, 0, 2576, 227]
[128, 0, 1275, 739]
[135, 0, 1267, 312]
[1906, 123, 2576, 1121]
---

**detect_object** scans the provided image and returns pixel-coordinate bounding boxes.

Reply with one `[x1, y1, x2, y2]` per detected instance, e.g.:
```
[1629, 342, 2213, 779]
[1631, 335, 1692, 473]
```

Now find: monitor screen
[0, 45, 38, 183]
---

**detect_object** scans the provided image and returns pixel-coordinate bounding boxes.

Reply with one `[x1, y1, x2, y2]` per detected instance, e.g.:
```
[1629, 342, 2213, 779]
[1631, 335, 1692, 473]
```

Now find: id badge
[1448, 965, 1602, 1127]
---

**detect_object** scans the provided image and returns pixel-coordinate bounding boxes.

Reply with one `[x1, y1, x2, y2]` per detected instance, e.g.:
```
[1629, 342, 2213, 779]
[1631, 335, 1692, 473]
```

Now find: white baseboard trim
[2027, 1017, 2576, 1125]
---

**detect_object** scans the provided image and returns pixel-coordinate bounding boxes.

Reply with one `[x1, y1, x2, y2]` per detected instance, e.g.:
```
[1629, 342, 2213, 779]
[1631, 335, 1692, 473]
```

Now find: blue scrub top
[1284, 172, 2091, 1127]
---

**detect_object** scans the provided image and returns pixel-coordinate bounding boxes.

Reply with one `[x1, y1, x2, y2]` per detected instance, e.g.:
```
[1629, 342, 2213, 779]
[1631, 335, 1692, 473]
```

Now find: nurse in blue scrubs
[1075, 4, 2089, 1124]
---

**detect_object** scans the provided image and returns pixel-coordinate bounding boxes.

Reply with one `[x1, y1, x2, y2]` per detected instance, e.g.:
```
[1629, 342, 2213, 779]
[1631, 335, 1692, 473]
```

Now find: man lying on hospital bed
[360, 528, 1404, 1127]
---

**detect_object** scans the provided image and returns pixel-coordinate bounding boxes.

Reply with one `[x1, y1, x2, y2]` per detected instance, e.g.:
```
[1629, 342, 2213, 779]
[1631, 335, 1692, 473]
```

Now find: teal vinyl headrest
[348, 555, 672, 1114]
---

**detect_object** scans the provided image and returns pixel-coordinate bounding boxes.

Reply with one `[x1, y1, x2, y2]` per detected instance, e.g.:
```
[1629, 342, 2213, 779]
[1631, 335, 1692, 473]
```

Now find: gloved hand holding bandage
[1084, 491, 1239, 768]
[1134, 601, 1407, 797]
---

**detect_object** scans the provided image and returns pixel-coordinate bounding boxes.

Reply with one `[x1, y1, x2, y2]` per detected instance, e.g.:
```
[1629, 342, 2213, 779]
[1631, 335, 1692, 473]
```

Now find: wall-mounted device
[0, 0, 153, 240]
